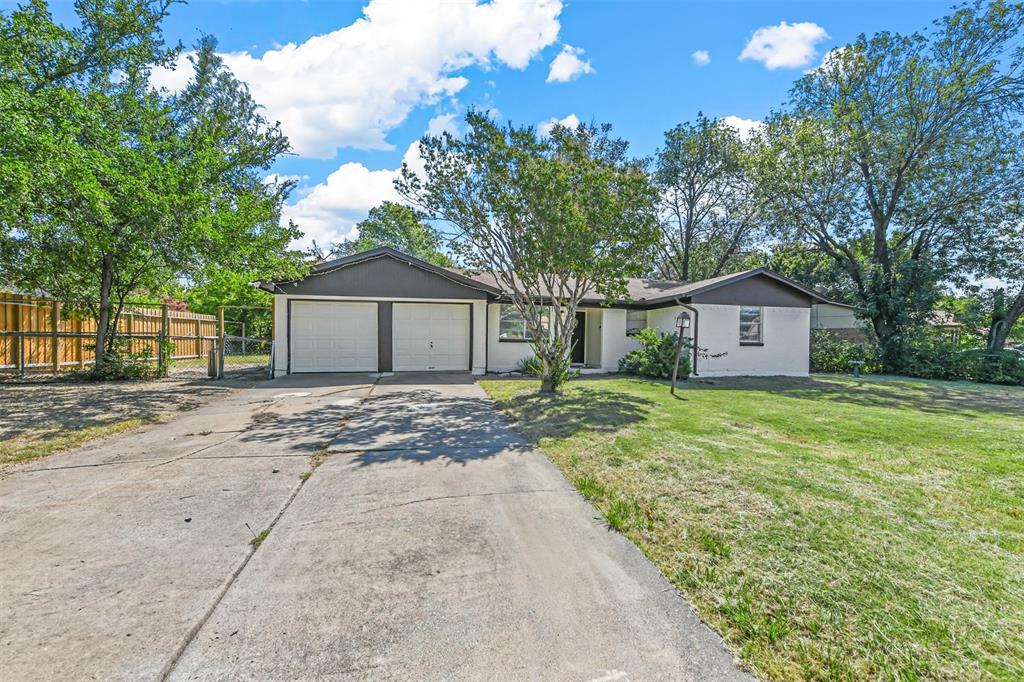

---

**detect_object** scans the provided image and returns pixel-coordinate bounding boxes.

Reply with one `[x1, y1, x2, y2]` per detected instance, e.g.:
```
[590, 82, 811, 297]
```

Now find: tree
[329, 201, 452, 266]
[181, 268, 274, 338]
[0, 5, 305, 370]
[397, 111, 660, 392]
[750, 2, 1024, 371]
[0, 0, 175, 249]
[979, 212, 1024, 350]
[764, 241, 862, 303]
[653, 114, 762, 281]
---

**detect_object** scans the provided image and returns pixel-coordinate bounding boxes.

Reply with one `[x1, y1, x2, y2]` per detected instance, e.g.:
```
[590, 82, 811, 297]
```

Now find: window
[626, 309, 647, 336]
[498, 304, 548, 342]
[739, 306, 763, 345]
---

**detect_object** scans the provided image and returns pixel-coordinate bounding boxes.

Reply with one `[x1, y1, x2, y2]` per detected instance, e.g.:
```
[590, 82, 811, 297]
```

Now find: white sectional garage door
[392, 303, 470, 371]
[290, 301, 377, 372]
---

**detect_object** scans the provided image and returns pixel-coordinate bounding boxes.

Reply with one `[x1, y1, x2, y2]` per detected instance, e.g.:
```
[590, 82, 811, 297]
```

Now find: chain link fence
[219, 334, 272, 378]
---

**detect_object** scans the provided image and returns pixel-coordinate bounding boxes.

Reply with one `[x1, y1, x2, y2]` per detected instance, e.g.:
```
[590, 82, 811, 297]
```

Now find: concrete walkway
[0, 373, 749, 681]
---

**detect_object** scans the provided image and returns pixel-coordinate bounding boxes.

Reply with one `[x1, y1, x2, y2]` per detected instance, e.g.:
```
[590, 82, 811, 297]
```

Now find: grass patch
[0, 417, 152, 468]
[308, 448, 330, 470]
[298, 448, 332, 482]
[249, 528, 270, 548]
[481, 374, 1024, 680]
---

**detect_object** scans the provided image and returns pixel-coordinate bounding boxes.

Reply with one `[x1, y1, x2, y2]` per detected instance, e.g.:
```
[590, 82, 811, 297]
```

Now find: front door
[570, 311, 586, 364]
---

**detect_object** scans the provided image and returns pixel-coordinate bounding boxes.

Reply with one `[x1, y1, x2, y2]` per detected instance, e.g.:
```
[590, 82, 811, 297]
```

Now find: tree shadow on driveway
[328, 389, 531, 466]
[486, 384, 655, 444]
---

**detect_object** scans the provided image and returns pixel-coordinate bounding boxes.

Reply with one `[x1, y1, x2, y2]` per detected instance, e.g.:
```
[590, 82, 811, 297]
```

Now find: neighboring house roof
[927, 310, 960, 328]
[260, 247, 831, 307]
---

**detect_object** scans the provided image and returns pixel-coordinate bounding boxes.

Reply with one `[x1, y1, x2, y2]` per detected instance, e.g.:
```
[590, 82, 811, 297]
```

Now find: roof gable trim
[264, 247, 502, 296]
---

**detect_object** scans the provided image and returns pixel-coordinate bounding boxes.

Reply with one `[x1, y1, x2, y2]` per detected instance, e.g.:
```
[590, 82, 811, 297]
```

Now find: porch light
[676, 312, 691, 330]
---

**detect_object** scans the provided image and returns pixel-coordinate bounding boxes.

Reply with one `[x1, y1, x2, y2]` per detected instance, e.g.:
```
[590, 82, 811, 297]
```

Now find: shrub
[514, 354, 544, 376]
[900, 334, 977, 381]
[810, 330, 881, 374]
[618, 327, 691, 379]
[85, 340, 158, 381]
[971, 350, 1024, 386]
[514, 353, 578, 386]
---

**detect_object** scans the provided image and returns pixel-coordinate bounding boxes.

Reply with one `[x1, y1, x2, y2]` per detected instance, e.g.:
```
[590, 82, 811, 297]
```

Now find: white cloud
[691, 50, 711, 66]
[739, 21, 829, 70]
[282, 143, 425, 249]
[546, 44, 594, 83]
[263, 173, 309, 186]
[425, 113, 460, 137]
[538, 113, 581, 136]
[152, 0, 564, 159]
[720, 115, 764, 141]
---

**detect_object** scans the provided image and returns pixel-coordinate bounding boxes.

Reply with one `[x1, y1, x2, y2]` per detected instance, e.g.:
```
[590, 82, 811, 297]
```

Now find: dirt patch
[0, 378, 231, 468]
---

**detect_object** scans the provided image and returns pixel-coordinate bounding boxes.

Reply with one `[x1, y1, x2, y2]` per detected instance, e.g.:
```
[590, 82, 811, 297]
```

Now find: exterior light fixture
[676, 312, 691, 330]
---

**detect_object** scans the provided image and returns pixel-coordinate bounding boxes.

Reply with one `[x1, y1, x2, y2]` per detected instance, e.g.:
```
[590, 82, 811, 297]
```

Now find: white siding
[273, 294, 288, 376]
[486, 303, 536, 372]
[471, 301, 487, 375]
[649, 304, 809, 377]
[600, 309, 631, 371]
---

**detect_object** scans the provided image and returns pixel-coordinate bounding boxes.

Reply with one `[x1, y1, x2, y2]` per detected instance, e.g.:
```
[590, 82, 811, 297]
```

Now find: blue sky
[25, 0, 952, 248]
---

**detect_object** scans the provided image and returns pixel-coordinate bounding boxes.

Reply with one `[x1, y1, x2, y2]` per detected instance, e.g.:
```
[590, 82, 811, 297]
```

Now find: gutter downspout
[675, 298, 699, 378]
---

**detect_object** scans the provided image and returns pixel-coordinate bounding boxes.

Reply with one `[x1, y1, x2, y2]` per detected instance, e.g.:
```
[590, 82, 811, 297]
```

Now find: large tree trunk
[537, 338, 571, 394]
[989, 288, 1024, 351]
[94, 253, 114, 370]
[871, 313, 903, 373]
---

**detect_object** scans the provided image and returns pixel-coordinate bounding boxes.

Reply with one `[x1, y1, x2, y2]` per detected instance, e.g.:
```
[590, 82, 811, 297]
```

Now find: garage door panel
[392, 303, 470, 371]
[291, 301, 377, 372]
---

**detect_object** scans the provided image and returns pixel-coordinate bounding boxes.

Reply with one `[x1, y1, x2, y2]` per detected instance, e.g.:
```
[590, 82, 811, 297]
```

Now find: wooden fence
[0, 292, 217, 374]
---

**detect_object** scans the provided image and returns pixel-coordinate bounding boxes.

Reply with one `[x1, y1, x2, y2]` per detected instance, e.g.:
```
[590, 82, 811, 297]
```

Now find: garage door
[392, 303, 470, 371]
[290, 301, 377, 372]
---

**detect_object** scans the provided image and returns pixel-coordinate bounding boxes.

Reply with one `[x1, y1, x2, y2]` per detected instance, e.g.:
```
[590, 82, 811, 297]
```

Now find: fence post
[15, 303, 24, 377]
[217, 305, 225, 379]
[76, 318, 85, 369]
[51, 301, 61, 374]
[158, 304, 169, 377]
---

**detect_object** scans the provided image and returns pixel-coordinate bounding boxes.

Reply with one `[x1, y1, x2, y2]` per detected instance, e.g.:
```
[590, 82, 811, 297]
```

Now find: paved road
[0, 373, 750, 681]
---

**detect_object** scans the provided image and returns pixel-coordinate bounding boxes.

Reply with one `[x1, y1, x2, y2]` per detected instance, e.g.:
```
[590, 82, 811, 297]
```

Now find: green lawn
[481, 375, 1024, 681]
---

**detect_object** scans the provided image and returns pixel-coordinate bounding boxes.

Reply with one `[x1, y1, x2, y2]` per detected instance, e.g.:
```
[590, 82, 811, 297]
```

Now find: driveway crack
[356, 487, 571, 515]
[159, 376, 382, 680]
[158, 470, 307, 680]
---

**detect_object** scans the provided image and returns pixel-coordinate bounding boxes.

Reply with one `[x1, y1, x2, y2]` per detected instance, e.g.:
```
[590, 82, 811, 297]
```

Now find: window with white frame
[626, 309, 647, 335]
[498, 304, 548, 341]
[739, 306, 763, 345]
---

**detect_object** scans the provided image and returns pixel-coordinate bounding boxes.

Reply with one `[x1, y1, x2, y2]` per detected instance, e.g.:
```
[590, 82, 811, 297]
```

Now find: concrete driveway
[0, 373, 749, 681]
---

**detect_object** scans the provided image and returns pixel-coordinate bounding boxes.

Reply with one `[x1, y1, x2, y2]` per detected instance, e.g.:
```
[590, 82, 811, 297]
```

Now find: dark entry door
[570, 311, 586, 364]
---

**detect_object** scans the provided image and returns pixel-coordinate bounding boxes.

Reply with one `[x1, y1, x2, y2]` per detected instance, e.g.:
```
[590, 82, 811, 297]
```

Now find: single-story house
[258, 247, 831, 378]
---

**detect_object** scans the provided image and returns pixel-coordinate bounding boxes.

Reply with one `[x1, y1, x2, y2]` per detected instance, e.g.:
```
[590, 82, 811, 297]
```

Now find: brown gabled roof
[449, 266, 832, 306]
